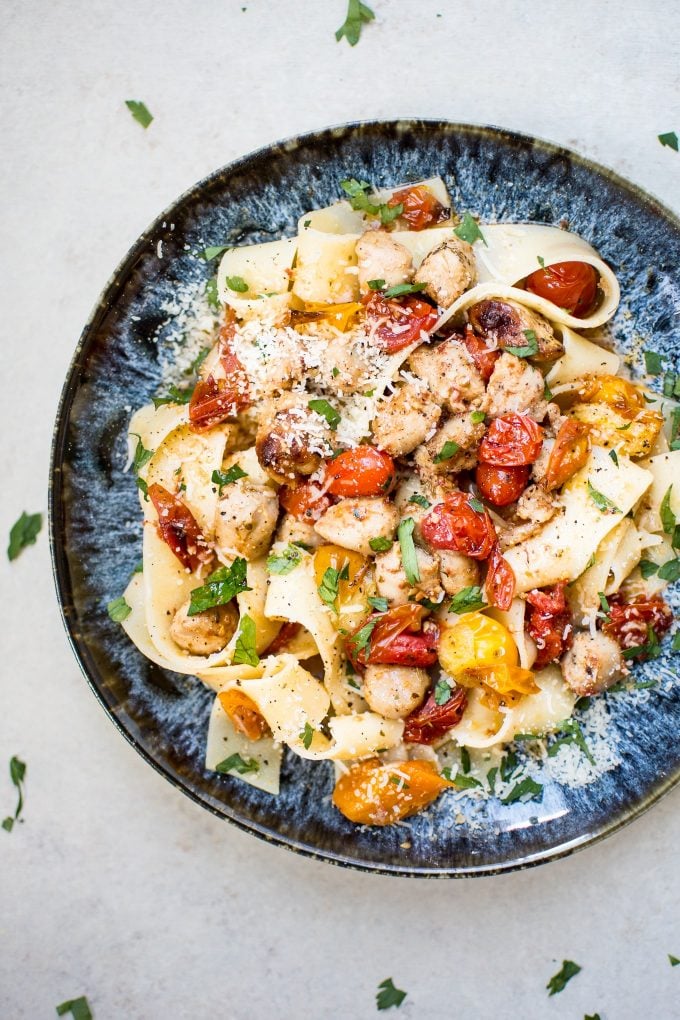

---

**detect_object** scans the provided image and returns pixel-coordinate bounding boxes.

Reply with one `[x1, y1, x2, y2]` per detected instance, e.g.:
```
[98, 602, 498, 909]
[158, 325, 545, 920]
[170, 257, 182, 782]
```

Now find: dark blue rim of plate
[49, 119, 680, 878]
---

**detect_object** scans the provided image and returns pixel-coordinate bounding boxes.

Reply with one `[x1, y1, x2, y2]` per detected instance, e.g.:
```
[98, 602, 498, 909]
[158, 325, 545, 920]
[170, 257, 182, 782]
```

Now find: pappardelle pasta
[118, 176, 679, 825]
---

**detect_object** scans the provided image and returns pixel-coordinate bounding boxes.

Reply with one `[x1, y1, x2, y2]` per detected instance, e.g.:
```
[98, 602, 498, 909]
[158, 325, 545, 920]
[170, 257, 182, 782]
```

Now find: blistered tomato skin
[459, 325, 500, 381]
[525, 581, 573, 667]
[478, 414, 544, 467]
[325, 446, 395, 497]
[544, 420, 591, 491]
[525, 261, 599, 317]
[148, 483, 211, 572]
[475, 463, 530, 506]
[363, 292, 439, 353]
[346, 604, 435, 668]
[485, 544, 516, 611]
[603, 595, 673, 657]
[387, 185, 449, 231]
[402, 686, 468, 744]
[332, 758, 454, 825]
[279, 480, 332, 522]
[421, 493, 497, 560]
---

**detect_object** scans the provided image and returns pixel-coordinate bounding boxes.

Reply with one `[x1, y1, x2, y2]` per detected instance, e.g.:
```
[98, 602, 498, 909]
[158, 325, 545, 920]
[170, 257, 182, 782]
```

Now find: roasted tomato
[263, 621, 302, 656]
[363, 292, 438, 353]
[478, 414, 544, 467]
[475, 463, 530, 507]
[459, 324, 500, 382]
[279, 479, 332, 522]
[218, 689, 270, 741]
[332, 758, 453, 825]
[346, 604, 437, 668]
[525, 261, 599, 317]
[148, 483, 211, 572]
[438, 612, 518, 676]
[525, 581, 573, 668]
[603, 595, 673, 657]
[421, 492, 497, 560]
[386, 184, 449, 230]
[402, 686, 468, 744]
[577, 374, 645, 416]
[325, 445, 395, 497]
[485, 544, 516, 611]
[189, 326, 250, 431]
[544, 420, 591, 491]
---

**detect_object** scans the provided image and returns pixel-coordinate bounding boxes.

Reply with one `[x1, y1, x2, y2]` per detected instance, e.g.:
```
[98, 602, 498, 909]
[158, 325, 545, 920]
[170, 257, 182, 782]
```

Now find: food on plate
[116, 175, 679, 825]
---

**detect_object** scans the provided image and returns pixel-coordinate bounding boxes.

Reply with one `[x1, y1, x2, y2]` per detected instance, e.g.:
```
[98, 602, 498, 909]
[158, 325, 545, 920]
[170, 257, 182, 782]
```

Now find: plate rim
[48, 118, 680, 878]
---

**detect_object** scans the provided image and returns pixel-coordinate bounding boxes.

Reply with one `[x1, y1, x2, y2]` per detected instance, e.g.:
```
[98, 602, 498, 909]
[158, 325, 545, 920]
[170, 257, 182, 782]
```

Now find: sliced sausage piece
[256, 399, 333, 483]
[561, 631, 626, 696]
[483, 352, 548, 420]
[413, 237, 476, 308]
[362, 664, 430, 719]
[374, 542, 443, 606]
[371, 382, 441, 456]
[409, 336, 485, 413]
[170, 598, 239, 656]
[215, 481, 279, 560]
[314, 497, 399, 556]
[356, 229, 414, 292]
[414, 412, 486, 485]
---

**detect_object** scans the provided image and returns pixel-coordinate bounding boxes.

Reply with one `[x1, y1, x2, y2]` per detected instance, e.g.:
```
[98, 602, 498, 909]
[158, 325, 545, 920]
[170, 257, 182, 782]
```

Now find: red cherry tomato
[603, 595, 673, 657]
[189, 327, 250, 431]
[403, 685, 468, 744]
[387, 185, 449, 231]
[325, 446, 395, 497]
[525, 581, 573, 667]
[264, 621, 302, 655]
[363, 292, 438, 353]
[279, 480, 332, 522]
[478, 414, 544, 467]
[544, 420, 591, 491]
[421, 492, 497, 560]
[148, 483, 211, 572]
[459, 324, 500, 382]
[525, 261, 599, 317]
[346, 604, 434, 668]
[485, 544, 516, 611]
[475, 463, 530, 507]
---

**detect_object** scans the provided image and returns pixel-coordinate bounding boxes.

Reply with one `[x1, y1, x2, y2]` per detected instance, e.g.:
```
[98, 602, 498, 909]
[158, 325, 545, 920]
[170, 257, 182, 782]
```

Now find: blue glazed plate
[49, 121, 680, 876]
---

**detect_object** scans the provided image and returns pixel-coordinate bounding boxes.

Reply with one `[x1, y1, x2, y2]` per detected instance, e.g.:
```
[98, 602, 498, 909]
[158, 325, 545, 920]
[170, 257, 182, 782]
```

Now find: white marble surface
[2, 2, 680, 1017]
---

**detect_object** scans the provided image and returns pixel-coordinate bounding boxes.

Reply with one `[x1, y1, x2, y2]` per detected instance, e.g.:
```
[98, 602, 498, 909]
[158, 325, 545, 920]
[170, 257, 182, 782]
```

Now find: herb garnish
[318, 562, 350, 609]
[56, 997, 93, 1020]
[470, 410, 486, 424]
[216, 753, 259, 775]
[658, 131, 679, 151]
[546, 960, 582, 996]
[199, 245, 230, 261]
[335, 0, 375, 46]
[449, 585, 487, 615]
[398, 517, 420, 586]
[442, 769, 482, 789]
[205, 276, 220, 310]
[212, 465, 248, 490]
[369, 536, 393, 553]
[130, 433, 154, 474]
[233, 614, 259, 666]
[267, 544, 304, 576]
[300, 722, 315, 750]
[188, 558, 250, 616]
[308, 398, 341, 431]
[460, 746, 471, 773]
[433, 440, 460, 463]
[468, 496, 485, 513]
[501, 776, 543, 804]
[376, 978, 407, 1011]
[537, 255, 546, 268]
[453, 212, 487, 246]
[2, 756, 26, 834]
[368, 278, 386, 290]
[587, 481, 621, 515]
[7, 511, 42, 561]
[505, 329, 539, 358]
[350, 619, 376, 657]
[621, 624, 662, 661]
[152, 383, 193, 408]
[660, 485, 678, 540]
[639, 558, 659, 579]
[382, 282, 427, 298]
[548, 719, 594, 764]
[226, 275, 249, 293]
[408, 493, 431, 509]
[669, 954, 680, 966]
[434, 679, 452, 705]
[487, 766, 498, 794]
[125, 100, 153, 128]
[609, 449, 619, 466]
[107, 596, 132, 623]
[368, 596, 389, 613]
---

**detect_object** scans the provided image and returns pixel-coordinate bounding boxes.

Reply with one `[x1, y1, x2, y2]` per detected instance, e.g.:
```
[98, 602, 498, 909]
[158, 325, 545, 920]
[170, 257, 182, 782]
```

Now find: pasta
[115, 176, 679, 824]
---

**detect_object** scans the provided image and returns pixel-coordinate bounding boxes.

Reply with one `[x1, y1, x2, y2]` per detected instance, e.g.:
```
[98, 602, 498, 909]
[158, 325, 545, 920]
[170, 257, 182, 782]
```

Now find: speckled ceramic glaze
[50, 122, 680, 876]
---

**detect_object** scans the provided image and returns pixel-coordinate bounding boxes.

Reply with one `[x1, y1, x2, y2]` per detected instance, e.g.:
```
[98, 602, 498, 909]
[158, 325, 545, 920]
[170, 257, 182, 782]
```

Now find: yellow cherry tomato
[305, 301, 364, 332]
[332, 759, 453, 825]
[313, 544, 373, 631]
[438, 612, 519, 680]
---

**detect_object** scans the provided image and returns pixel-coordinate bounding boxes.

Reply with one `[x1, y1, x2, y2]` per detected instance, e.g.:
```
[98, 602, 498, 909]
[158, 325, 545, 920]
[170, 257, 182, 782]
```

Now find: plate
[50, 121, 680, 876]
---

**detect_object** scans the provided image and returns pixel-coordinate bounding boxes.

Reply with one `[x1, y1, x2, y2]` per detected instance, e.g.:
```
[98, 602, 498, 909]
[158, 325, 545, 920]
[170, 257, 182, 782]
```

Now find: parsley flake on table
[454, 212, 487, 246]
[233, 614, 259, 666]
[308, 398, 341, 431]
[398, 517, 420, 586]
[2, 756, 26, 834]
[216, 753, 259, 776]
[267, 544, 304, 576]
[7, 511, 42, 561]
[125, 99, 153, 129]
[505, 329, 539, 358]
[212, 465, 248, 490]
[669, 954, 680, 966]
[335, 0, 375, 46]
[188, 558, 250, 615]
[658, 131, 679, 151]
[449, 585, 487, 615]
[546, 959, 582, 995]
[587, 481, 621, 515]
[107, 596, 131, 623]
[376, 977, 407, 1010]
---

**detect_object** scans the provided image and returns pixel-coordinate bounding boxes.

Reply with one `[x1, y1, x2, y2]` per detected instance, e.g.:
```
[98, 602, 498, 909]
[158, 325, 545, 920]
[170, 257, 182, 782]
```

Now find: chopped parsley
[442, 770, 482, 790]
[350, 619, 376, 657]
[408, 493, 431, 509]
[547, 719, 594, 764]
[369, 536, 393, 553]
[136, 476, 149, 501]
[543, 380, 553, 400]
[266, 544, 304, 575]
[7, 511, 42, 561]
[188, 558, 250, 615]
[376, 978, 407, 1011]
[368, 278, 386, 290]
[537, 255, 546, 268]
[616, 421, 632, 431]
[658, 131, 679, 151]
[131, 560, 143, 576]
[468, 496, 485, 513]
[505, 329, 539, 358]
[300, 722, 315, 750]
[125, 99, 153, 129]
[460, 746, 471, 773]
[205, 276, 220, 310]
[216, 753, 259, 775]
[621, 624, 662, 661]
[486, 766, 498, 794]
[434, 679, 452, 705]
[380, 202, 403, 225]
[368, 596, 389, 613]
[669, 954, 680, 966]
[449, 585, 487, 615]
[587, 481, 621, 515]
[643, 350, 664, 374]
[56, 998, 93, 1020]
[598, 591, 610, 617]
[335, 0, 375, 46]
[130, 433, 154, 473]
[152, 383, 193, 408]
[199, 245, 230, 261]
[453, 212, 487, 246]
[107, 596, 131, 623]
[233, 614, 259, 666]
[383, 282, 427, 298]
[308, 398, 341, 431]
[501, 776, 543, 804]
[226, 275, 249, 293]
[609, 449, 619, 466]
[546, 960, 582, 996]
[660, 485, 677, 536]
[470, 410, 486, 424]
[212, 465, 248, 489]
[318, 562, 350, 609]
[639, 558, 659, 579]
[433, 440, 460, 463]
[397, 517, 420, 586]
[670, 406, 680, 450]
[2, 756, 26, 834]
[658, 557, 680, 582]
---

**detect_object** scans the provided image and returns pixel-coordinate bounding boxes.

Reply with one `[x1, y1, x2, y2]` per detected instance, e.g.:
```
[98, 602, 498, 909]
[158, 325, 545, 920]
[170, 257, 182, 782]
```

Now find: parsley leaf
[349, 619, 376, 657]
[188, 558, 250, 616]
[380, 202, 403, 225]
[233, 614, 259, 666]
[453, 212, 487, 246]
[658, 557, 680, 582]
[308, 398, 341, 431]
[433, 440, 460, 463]
[587, 481, 621, 515]
[7, 511, 42, 561]
[434, 679, 452, 705]
[125, 100, 153, 129]
[205, 276, 220, 310]
[2, 755, 26, 834]
[398, 517, 420, 586]
[408, 493, 431, 509]
[340, 178, 378, 211]
[609, 449, 619, 466]
[669, 954, 680, 966]
[130, 433, 154, 473]
[537, 255, 546, 268]
[442, 770, 482, 790]
[449, 585, 487, 615]
[468, 496, 485, 513]
[487, 766, 498, 794]
[335, 0, 375, 46]
[226, 275, 249, 293]
[107, 596, 131, 623]
[505, 329, 539, 358]
[199, 245, 230, 261]
[639, 558, 659, 579]
[382, 282, 427, 298]
[501, 776, 543, 804]
[376, 978, 407, 1010]
[152, 383, 193, 408]
[644, 350, 664, 374]
[470, 410, 486, 424]
[369, 536, 393, 553]
[216, 753, 259, 775]
[300, 721, 314, 750]
[660, 485, 677, 535]
[318, 563, 348, 609]
[368, 596, 389, 613]
[267, 544, 304, 575]
[622, 624, 662, 661]
[212, 465, 248, 490]
[368, 278, 386, 290]
[546, 960, 582, 996]
[548, 719, 594, 764]
[659, 131, 679, 151]
[56, 997, 93, 1020]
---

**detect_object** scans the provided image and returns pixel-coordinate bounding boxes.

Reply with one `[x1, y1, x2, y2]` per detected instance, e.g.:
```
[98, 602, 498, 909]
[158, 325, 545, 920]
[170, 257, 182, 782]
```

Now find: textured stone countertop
[1, 1, 679, 1017]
